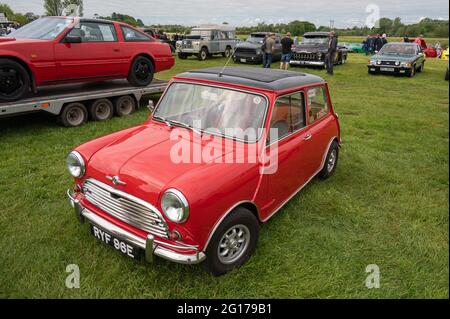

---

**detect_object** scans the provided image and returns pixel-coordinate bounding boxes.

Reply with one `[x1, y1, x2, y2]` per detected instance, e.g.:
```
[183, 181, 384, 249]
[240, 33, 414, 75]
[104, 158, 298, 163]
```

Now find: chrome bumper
[290, 60, 325, 66]
[68, 190, 206, 265]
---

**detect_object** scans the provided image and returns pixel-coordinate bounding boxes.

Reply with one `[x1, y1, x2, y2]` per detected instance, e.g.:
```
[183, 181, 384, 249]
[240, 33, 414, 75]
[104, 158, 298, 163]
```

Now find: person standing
[363, 35, 370, 55]
[374, 34, 383, 52]
[280, 32, 294, 70]
[325, 31, 338, 75]
[381, 33, 388, 48]
[262, 33, 275, 68]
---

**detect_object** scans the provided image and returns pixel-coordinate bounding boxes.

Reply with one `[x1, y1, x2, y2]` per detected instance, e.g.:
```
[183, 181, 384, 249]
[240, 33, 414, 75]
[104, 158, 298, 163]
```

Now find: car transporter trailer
[0, 79, 168, 127]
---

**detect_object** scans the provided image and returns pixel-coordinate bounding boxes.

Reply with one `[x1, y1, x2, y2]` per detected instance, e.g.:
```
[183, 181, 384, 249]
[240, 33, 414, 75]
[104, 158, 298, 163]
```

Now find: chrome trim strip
[261, 136, 338, 222]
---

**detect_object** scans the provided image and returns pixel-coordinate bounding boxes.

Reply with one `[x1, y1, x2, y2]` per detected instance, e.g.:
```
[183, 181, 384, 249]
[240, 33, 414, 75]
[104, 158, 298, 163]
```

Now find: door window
[68, 22, 117, 42]
[307, 86, 329, 124]
[268, 91, 306, 144]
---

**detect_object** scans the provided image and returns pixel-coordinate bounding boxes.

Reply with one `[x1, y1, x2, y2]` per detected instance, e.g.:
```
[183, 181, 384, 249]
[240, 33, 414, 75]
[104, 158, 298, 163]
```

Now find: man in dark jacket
[325, 31, 338, 75]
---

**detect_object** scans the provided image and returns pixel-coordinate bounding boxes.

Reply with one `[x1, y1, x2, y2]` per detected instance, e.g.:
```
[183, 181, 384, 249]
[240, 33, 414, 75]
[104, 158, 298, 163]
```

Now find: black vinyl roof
[175, 67, 325, 91]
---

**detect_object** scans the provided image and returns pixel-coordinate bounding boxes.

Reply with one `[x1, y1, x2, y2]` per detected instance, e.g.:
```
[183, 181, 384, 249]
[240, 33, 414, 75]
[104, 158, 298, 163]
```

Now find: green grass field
[0, 54, 448, 298]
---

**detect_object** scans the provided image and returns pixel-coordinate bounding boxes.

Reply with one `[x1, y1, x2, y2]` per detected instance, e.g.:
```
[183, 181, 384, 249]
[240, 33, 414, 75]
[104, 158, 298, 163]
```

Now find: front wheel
[417, 62, 424, 73]
[128, 56, 154, 86]
[203, 207, 259, 276]
[0, 58, 31, 102]
[407, 65, 416, 78]
[318, 141, 339, 179]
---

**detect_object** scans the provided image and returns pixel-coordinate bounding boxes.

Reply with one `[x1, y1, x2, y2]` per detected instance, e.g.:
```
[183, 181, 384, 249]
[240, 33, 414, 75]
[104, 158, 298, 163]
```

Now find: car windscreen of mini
[154, 82, 268, 143]
[9, 17, 73, 40]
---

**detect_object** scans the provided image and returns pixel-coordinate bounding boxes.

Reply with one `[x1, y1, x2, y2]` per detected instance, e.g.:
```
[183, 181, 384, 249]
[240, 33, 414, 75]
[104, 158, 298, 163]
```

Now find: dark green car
[368, 42, 426, 77]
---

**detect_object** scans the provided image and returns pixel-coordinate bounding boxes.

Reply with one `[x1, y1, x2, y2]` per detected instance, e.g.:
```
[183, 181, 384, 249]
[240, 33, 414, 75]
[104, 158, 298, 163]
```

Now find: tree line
[1, 1, 448, 39]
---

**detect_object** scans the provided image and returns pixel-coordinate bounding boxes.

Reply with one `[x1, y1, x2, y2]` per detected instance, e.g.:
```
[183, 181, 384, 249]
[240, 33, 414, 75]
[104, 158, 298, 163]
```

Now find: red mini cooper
[67, 67, 341, 276]
[0, 16, 174, 101]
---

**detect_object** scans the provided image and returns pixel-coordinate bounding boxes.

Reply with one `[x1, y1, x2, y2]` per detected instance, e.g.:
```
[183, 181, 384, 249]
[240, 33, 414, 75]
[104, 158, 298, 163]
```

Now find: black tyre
[89, 98, 114, 121]
[418, 62, 424, 73]
[59, 102, 88, 127]
[178, 52, 187, 60]
[128, 56, 154, 86]
[407, 65, 416, 78]
[198, 47, 209, 61]
[0, 58, 31, 102]
[113, 95, 136, 117]
[318, 141, 339, 180]
[203, 207, 259, 276]
[222, 47, 232, 58]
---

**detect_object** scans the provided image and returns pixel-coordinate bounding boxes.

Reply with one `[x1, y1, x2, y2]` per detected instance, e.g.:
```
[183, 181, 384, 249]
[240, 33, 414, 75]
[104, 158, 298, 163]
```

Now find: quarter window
[268, 92, 306, 144]
[307, 86, 329, 124]
[121, 26, 151, 41]
[68, 22, 117, 42]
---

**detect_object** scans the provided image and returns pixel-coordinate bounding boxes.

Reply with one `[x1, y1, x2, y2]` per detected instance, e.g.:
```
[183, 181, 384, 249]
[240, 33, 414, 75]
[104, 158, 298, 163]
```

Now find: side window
[307, 86, 329, 124]
[268, 92, 306, 144]
[221, 31, 228, 40]
[68, 22, 117, 42]
[121, 26, 151, 42]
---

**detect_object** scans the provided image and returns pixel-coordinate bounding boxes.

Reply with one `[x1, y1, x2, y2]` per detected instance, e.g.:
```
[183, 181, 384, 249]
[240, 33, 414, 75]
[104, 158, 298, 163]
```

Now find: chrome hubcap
[218, 224, 250, 264]
[327, 149, 337, 172]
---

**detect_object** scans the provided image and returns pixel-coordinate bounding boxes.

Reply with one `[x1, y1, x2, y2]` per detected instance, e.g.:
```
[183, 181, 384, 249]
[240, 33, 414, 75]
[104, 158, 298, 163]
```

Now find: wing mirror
[147, 100, 155, 113]
[65, 36, 82, 44]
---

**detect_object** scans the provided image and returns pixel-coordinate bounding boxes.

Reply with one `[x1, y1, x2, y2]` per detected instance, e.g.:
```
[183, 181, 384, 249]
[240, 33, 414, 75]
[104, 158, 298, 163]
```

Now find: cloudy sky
[3, 0, 449, 27]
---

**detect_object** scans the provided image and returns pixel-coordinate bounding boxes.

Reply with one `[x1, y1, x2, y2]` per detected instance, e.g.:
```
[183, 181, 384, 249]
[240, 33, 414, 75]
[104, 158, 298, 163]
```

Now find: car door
[210, 30, 220, 53]
[262, 91, 317, 215]
[305, 85, 335, 173]
[54, 21, 127, 81]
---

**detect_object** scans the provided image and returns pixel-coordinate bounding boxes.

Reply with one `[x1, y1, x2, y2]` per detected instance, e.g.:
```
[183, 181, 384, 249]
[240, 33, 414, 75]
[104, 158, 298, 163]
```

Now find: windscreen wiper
[153, 115, 172, 128]
[168, 120, 202, 135]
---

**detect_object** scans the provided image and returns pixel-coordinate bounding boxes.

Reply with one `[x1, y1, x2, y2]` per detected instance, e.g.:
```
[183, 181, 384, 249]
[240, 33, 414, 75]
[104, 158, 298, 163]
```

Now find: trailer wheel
[89, 98, 114, 121]
[113, 95, 136, 117]
[59, 102, 88, 127]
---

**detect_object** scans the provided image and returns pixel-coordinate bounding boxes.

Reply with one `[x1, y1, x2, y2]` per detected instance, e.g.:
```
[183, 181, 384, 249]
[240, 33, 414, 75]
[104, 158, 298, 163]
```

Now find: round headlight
[67, 151, 85, 178]
[161, 189, 189, 223]
[395, 61, 400, 66]
[376, 60, 381, 65]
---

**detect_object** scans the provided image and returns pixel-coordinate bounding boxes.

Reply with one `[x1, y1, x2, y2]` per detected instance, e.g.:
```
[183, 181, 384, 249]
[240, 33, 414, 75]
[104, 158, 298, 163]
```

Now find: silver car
[176, 24, 238, 61]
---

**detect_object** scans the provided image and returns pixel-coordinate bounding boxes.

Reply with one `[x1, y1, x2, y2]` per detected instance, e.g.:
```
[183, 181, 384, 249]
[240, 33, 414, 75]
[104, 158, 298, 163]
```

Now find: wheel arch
[130, 53, 156, 71]
[0, 55, 36, 92]
[203, 200, 261, 250]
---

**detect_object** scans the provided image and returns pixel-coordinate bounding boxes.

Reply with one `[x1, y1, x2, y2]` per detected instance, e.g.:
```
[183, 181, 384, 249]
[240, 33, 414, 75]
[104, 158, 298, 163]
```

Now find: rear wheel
[318, 141, 339, 180]
[203, 207, 259, 276]
[128, 56, 154, 86]
[222, 47, 232, 58]
[0, 58, 30, 102]
[198, 47, 209, 61]
[89, 98, 114, 121]
[59, 102, 88, 127]
[113, 95, 136, 117]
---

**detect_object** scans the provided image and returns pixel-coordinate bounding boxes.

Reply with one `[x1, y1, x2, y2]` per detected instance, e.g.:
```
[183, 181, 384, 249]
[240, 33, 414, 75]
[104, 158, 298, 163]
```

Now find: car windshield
[380, 44, 416, 55]
[9, 17, 73, 40]
[247, 35, 266, 44]
[302, 36, 329, 44]
[190, 30, 212, 39]
[154, 82, 268, 142]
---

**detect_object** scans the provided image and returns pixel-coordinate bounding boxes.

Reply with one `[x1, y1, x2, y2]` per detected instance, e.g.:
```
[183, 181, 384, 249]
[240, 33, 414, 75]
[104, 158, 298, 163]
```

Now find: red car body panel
[72, 74, 341, 254]
[0, 17, 174, 88]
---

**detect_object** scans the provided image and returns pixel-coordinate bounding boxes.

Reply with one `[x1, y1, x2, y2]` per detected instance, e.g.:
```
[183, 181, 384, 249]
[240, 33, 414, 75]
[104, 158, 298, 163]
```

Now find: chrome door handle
[304, 134, 312, 141]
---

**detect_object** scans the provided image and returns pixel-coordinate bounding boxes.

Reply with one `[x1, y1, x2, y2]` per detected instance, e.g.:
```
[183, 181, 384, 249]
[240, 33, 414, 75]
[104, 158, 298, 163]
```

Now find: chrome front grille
[83, 179, 169, 238]
[292, 52, 320, 61]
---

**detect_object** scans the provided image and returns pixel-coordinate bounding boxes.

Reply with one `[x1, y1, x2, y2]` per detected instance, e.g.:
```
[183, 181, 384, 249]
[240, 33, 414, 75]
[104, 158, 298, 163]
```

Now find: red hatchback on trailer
[67, 67, 341, 275]
[0, 16, 174, 101]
